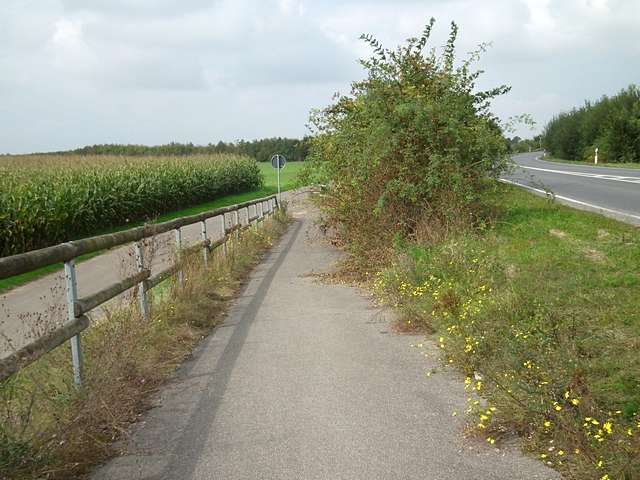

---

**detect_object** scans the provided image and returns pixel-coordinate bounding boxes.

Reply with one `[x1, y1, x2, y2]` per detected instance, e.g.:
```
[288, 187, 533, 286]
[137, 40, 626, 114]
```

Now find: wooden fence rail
[0, 195, 279, 384]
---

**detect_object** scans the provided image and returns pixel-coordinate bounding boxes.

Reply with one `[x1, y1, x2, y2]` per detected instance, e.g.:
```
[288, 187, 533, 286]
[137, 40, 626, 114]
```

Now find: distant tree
[543, 85, 640, 163]
[507, 136, 541, 154]
[44, 137, 311, 162]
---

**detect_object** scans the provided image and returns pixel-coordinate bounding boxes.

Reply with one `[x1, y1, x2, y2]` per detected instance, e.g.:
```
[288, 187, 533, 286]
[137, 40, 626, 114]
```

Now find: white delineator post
[134, 241, 149, 320]
[595, 147, 599, 165]
[64, 260, 83, 387]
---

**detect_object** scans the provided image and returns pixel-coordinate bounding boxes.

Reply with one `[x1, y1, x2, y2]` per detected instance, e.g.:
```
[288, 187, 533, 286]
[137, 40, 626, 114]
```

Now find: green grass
[0, 162, 305, 293]
[376, 183, 640, 478]
[544, 156, 640, 170]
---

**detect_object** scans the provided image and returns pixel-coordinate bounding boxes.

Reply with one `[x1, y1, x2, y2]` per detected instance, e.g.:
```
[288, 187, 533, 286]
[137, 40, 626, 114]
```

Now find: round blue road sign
[270, 154, 286, 169]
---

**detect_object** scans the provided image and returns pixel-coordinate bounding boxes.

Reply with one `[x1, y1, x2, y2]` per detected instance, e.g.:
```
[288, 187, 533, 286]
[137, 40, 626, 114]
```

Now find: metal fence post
[175, 228, 184, 288]
[64, 260, 83, 387]
[200, 220, 208, 267]
[220, 214, 228, 258]
[234, 209, 240, 247]
[134, 242, 149, 320]
[253, 205, 259, 231]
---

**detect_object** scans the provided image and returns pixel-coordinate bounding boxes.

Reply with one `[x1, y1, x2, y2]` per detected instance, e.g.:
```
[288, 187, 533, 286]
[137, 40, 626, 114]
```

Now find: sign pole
[277, 156, 281, 204]
[271, 154, 286, 205]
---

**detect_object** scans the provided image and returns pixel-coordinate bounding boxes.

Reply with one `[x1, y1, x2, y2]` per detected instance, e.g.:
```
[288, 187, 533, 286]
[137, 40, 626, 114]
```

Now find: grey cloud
[95, 54, 208, 90]
[0, 0, 638, 153]
[60, 0, 216, 17]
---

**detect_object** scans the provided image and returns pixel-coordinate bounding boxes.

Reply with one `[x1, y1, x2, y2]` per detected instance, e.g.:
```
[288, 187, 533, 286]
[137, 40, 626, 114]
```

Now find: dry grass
[0, 209, 290, 479]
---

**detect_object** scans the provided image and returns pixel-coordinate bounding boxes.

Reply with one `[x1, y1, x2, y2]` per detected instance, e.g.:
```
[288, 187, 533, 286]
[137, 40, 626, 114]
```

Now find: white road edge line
[499, 178, 640, 223]
[519, 165, 640, 185]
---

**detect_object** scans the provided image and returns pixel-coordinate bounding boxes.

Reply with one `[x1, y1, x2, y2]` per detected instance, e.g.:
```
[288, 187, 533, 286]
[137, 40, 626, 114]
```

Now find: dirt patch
[584, 248, 606, 263]
[549, 229, 567, 239]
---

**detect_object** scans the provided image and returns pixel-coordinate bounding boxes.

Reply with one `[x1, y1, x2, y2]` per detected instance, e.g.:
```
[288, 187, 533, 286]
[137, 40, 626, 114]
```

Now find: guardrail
[0, 194, 279, 385]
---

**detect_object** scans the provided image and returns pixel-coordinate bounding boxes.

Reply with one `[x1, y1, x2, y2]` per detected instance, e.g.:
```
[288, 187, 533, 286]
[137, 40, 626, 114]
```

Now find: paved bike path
[91, 196, 558, 480]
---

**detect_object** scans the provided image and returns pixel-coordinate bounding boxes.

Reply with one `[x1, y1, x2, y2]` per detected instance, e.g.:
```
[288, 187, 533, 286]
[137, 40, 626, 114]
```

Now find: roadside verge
[0, 207, 291, 480]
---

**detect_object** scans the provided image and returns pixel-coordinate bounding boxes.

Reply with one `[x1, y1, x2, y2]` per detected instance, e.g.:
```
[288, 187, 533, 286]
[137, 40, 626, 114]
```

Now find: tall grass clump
[0, 154, 262, 256]
[306, 18, 509, 266]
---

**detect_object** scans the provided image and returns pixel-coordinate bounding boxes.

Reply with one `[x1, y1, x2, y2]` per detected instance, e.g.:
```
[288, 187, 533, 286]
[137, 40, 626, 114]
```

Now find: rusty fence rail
[0, 194, 279, 385]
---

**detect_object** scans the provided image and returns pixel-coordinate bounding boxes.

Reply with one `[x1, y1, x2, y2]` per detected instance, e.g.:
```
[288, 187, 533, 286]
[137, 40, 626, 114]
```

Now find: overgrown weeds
[0, 209, 290, 479]
[371, 185, 640, 479]
[306, 17, 639, 479]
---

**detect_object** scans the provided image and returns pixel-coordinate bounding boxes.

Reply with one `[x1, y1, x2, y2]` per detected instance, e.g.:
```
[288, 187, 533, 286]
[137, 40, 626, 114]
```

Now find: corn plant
[0, 154, 262, 256]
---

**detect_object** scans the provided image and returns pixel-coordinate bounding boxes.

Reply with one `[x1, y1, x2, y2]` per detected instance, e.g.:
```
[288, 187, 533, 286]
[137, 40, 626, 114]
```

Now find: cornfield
[0, 154, 263, 257]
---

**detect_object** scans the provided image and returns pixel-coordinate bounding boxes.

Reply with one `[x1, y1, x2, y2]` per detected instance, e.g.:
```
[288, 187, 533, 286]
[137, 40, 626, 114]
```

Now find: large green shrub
[307, 19, 509, 262]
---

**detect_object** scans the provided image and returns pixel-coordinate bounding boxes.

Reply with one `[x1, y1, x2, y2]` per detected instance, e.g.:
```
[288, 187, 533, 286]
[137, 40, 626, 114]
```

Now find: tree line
[46, 137, 311, 162]
[542, 84, 640, 163]
[507, 135, 542, 154]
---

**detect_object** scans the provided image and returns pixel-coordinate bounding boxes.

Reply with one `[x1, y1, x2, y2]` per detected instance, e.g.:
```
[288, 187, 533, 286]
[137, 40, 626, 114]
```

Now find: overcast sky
[1, 0, 638, 153]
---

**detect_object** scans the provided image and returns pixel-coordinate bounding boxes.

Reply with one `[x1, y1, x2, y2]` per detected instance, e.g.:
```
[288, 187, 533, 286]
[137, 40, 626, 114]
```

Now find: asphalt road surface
[504, 152, 640, 225]
[91, 194, 558, 480]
